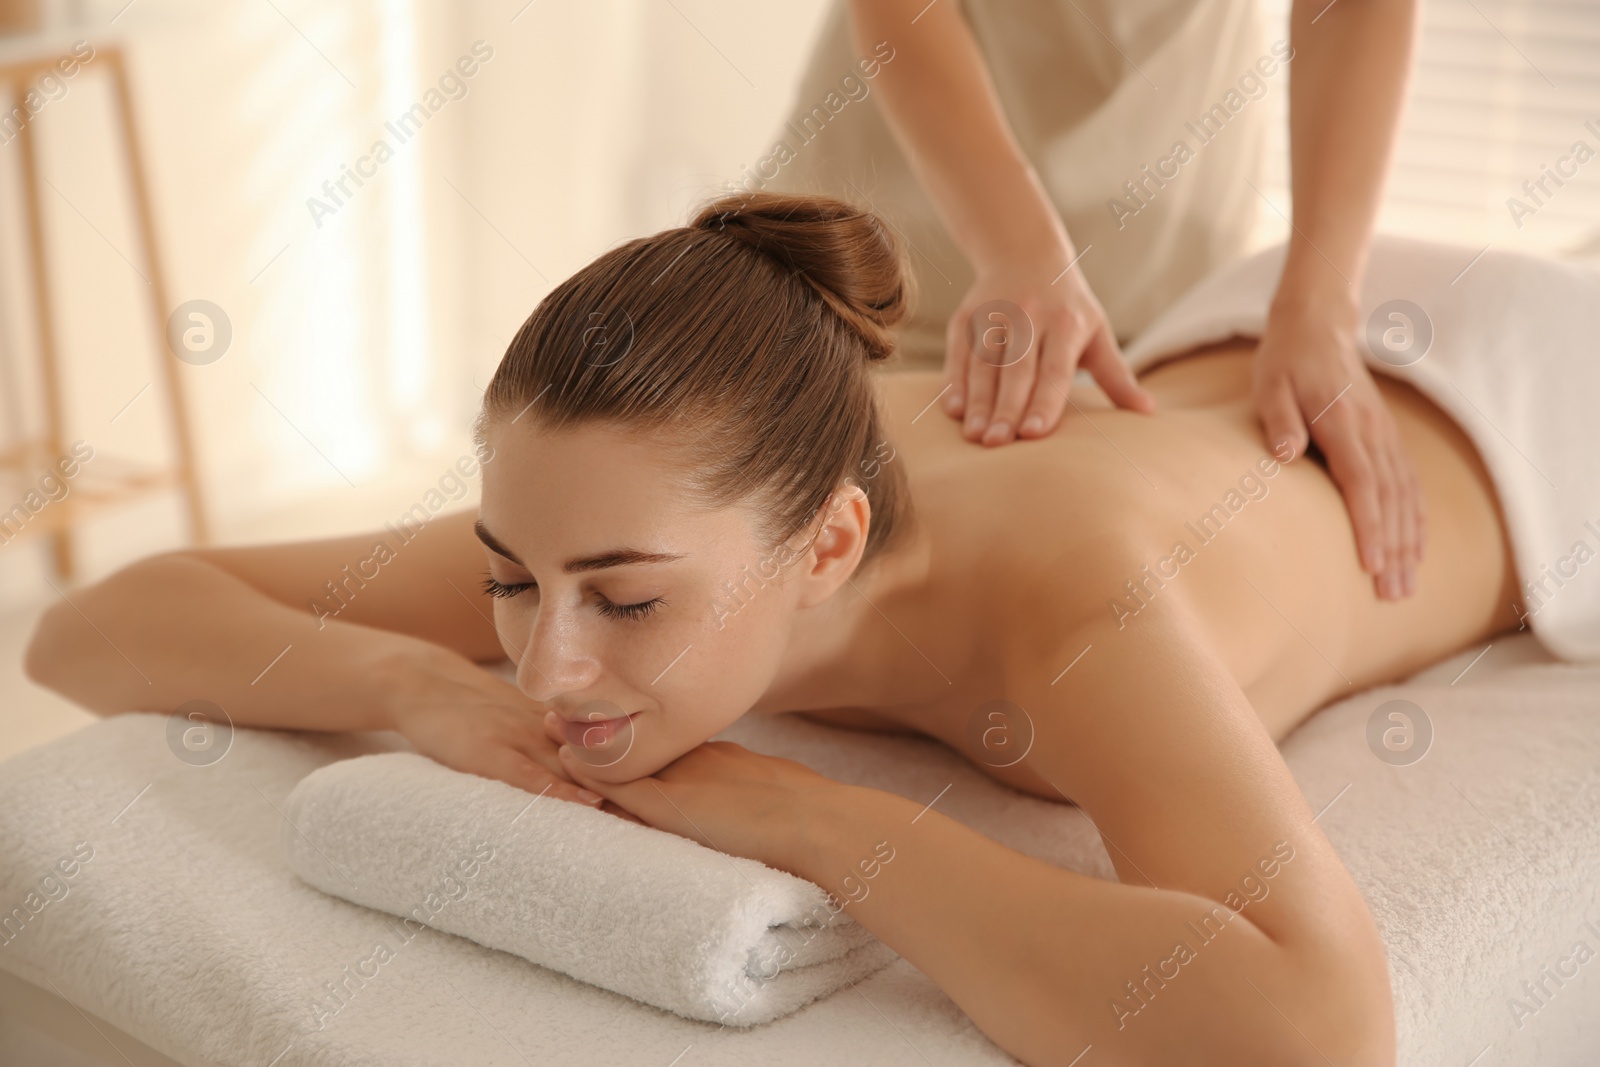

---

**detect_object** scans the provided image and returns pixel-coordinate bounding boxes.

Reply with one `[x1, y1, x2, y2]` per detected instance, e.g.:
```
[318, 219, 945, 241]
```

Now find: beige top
[760, 0, 1274, 366]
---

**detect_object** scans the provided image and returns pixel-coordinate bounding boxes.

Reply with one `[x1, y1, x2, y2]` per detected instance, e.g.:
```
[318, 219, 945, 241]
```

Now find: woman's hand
[386, 649, 608, 809]
[1252, 298, 1426, 600]
[942, 253, 1155, 447]
[553, 739, 845, 873]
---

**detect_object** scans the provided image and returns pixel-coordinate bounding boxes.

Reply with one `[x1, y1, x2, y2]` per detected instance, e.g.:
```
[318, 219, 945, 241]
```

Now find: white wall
[0, 0, 830, 606]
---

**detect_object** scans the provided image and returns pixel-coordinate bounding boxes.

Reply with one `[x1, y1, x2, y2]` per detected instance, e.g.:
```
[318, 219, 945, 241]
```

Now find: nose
[513, 604, 601, 703]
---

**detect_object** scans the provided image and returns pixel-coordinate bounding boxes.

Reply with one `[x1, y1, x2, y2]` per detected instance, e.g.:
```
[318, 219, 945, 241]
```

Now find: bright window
[1254, 0, 1600, 260]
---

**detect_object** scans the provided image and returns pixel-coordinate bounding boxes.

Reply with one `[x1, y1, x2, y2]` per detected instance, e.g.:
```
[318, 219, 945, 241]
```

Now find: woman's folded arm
[24, 508, 493, 722]
[786, 787, 1355, 1066]
[777, 602, 1395, 1066]
[24, 550, 417, 727]
[22, 509, 609, 806]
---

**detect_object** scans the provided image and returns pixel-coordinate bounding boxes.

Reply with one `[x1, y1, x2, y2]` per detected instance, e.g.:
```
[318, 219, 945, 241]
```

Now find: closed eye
[596, 596, 665, 621]
[482, 573, 663, 622]
[481, 575, 533, 599]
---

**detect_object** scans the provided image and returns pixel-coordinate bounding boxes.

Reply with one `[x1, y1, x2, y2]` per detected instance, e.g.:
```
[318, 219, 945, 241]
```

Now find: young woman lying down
[27, 193, 1523, 1066]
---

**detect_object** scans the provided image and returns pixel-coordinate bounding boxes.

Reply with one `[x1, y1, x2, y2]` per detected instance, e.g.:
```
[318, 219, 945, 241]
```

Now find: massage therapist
[762, 0, 1425, 601]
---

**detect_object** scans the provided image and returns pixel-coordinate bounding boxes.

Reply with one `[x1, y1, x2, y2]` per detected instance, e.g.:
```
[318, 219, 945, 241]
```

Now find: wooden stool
[0, 39, 208, 582]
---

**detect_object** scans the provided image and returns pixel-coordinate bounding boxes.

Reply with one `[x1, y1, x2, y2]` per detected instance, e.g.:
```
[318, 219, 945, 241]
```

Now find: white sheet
[1, 635, 1597, 1067]
[1124, 235, 1600, 661]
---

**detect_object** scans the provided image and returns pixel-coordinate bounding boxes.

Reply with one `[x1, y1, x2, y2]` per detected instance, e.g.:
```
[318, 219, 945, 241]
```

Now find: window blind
[1254, 0, 1600, 259]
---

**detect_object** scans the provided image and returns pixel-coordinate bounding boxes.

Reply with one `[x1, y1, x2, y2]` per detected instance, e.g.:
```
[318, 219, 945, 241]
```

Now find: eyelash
[480, 576, 531, 600]
[596, 597, 665, 621]
[479, 575, 664, 621]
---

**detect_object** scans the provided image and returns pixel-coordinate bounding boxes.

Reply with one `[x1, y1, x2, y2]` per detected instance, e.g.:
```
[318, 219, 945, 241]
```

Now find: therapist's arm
[845, 0, 1153, 446]
[1255, 0, 1425, 601]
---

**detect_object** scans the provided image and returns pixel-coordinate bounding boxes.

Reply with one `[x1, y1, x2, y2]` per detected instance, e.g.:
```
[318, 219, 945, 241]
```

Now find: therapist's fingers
[981, 321, 1040, 446]
[942, 303, 974, 419]
[1015, 311, 1081, 438]
[1379, 415, 1426, 596]
[1079, 325, 1155, 414]
[960, 314, 1006, 441]
[1313, 402, 1386, 575]
[1015, 303, 1094, 437]
[1336, 390, 1423, 599]
[962, 356, 1003, 440]
[1369, 422, 1406, 600]
[1254, 373, 1310, 464]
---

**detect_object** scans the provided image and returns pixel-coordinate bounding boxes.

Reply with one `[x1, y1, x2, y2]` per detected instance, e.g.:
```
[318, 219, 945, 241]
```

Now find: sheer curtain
[0, 0, 482, 598]
[222, 0, 454, 498]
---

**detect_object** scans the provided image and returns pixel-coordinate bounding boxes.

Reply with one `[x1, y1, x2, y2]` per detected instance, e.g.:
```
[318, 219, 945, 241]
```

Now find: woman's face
[477, 418, 807, 782]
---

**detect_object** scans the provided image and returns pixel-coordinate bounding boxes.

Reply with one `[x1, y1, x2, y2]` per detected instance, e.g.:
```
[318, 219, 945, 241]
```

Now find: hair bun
[692, 191, 911, 362]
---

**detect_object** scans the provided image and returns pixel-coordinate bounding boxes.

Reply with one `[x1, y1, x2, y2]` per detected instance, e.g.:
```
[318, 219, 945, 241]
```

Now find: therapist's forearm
[1278, 0, 1417, 312]
[846, 0, 1068, 269]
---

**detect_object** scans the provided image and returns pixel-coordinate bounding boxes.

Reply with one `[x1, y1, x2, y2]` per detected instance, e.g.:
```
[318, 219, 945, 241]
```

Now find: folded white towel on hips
[280, 751, 897, 1027]
[1125, 235, 1600, 661]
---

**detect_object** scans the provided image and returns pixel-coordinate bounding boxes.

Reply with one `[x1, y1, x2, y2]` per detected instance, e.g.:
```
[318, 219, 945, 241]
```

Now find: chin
[562, 712, 698, 783]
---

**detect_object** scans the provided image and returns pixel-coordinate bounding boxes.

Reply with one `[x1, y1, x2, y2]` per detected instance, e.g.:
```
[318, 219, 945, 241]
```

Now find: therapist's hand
[942, 251, 1155, 446]
[1253, 298, 1426, 600]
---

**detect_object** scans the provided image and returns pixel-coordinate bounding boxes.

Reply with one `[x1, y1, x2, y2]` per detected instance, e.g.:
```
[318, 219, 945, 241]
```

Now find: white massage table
[1, 632, 1597, 1067]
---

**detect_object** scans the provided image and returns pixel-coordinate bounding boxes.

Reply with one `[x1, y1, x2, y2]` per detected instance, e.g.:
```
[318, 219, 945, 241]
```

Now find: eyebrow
[474, 519, 686, 574]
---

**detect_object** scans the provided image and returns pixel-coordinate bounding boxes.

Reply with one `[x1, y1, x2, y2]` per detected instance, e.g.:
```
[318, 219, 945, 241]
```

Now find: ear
[794, 484, 871, 609]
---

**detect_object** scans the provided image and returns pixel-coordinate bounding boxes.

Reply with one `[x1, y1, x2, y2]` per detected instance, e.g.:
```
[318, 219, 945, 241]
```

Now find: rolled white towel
[281, 752, 898, 1026]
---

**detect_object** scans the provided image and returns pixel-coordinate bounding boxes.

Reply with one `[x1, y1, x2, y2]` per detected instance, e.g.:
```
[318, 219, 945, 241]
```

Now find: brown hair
[477, 191, 913, 564]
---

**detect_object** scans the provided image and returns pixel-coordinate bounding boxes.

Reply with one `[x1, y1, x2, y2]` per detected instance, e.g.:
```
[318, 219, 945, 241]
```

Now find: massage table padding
[0, 635, 1596, 1065]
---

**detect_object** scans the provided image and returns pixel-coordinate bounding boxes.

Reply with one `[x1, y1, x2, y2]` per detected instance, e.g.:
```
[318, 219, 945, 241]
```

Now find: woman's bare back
[803, 340, 1521, 759]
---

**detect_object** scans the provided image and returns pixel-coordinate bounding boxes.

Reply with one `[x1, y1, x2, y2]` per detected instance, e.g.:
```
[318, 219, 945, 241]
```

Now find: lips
[562, 711, 637, 749]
